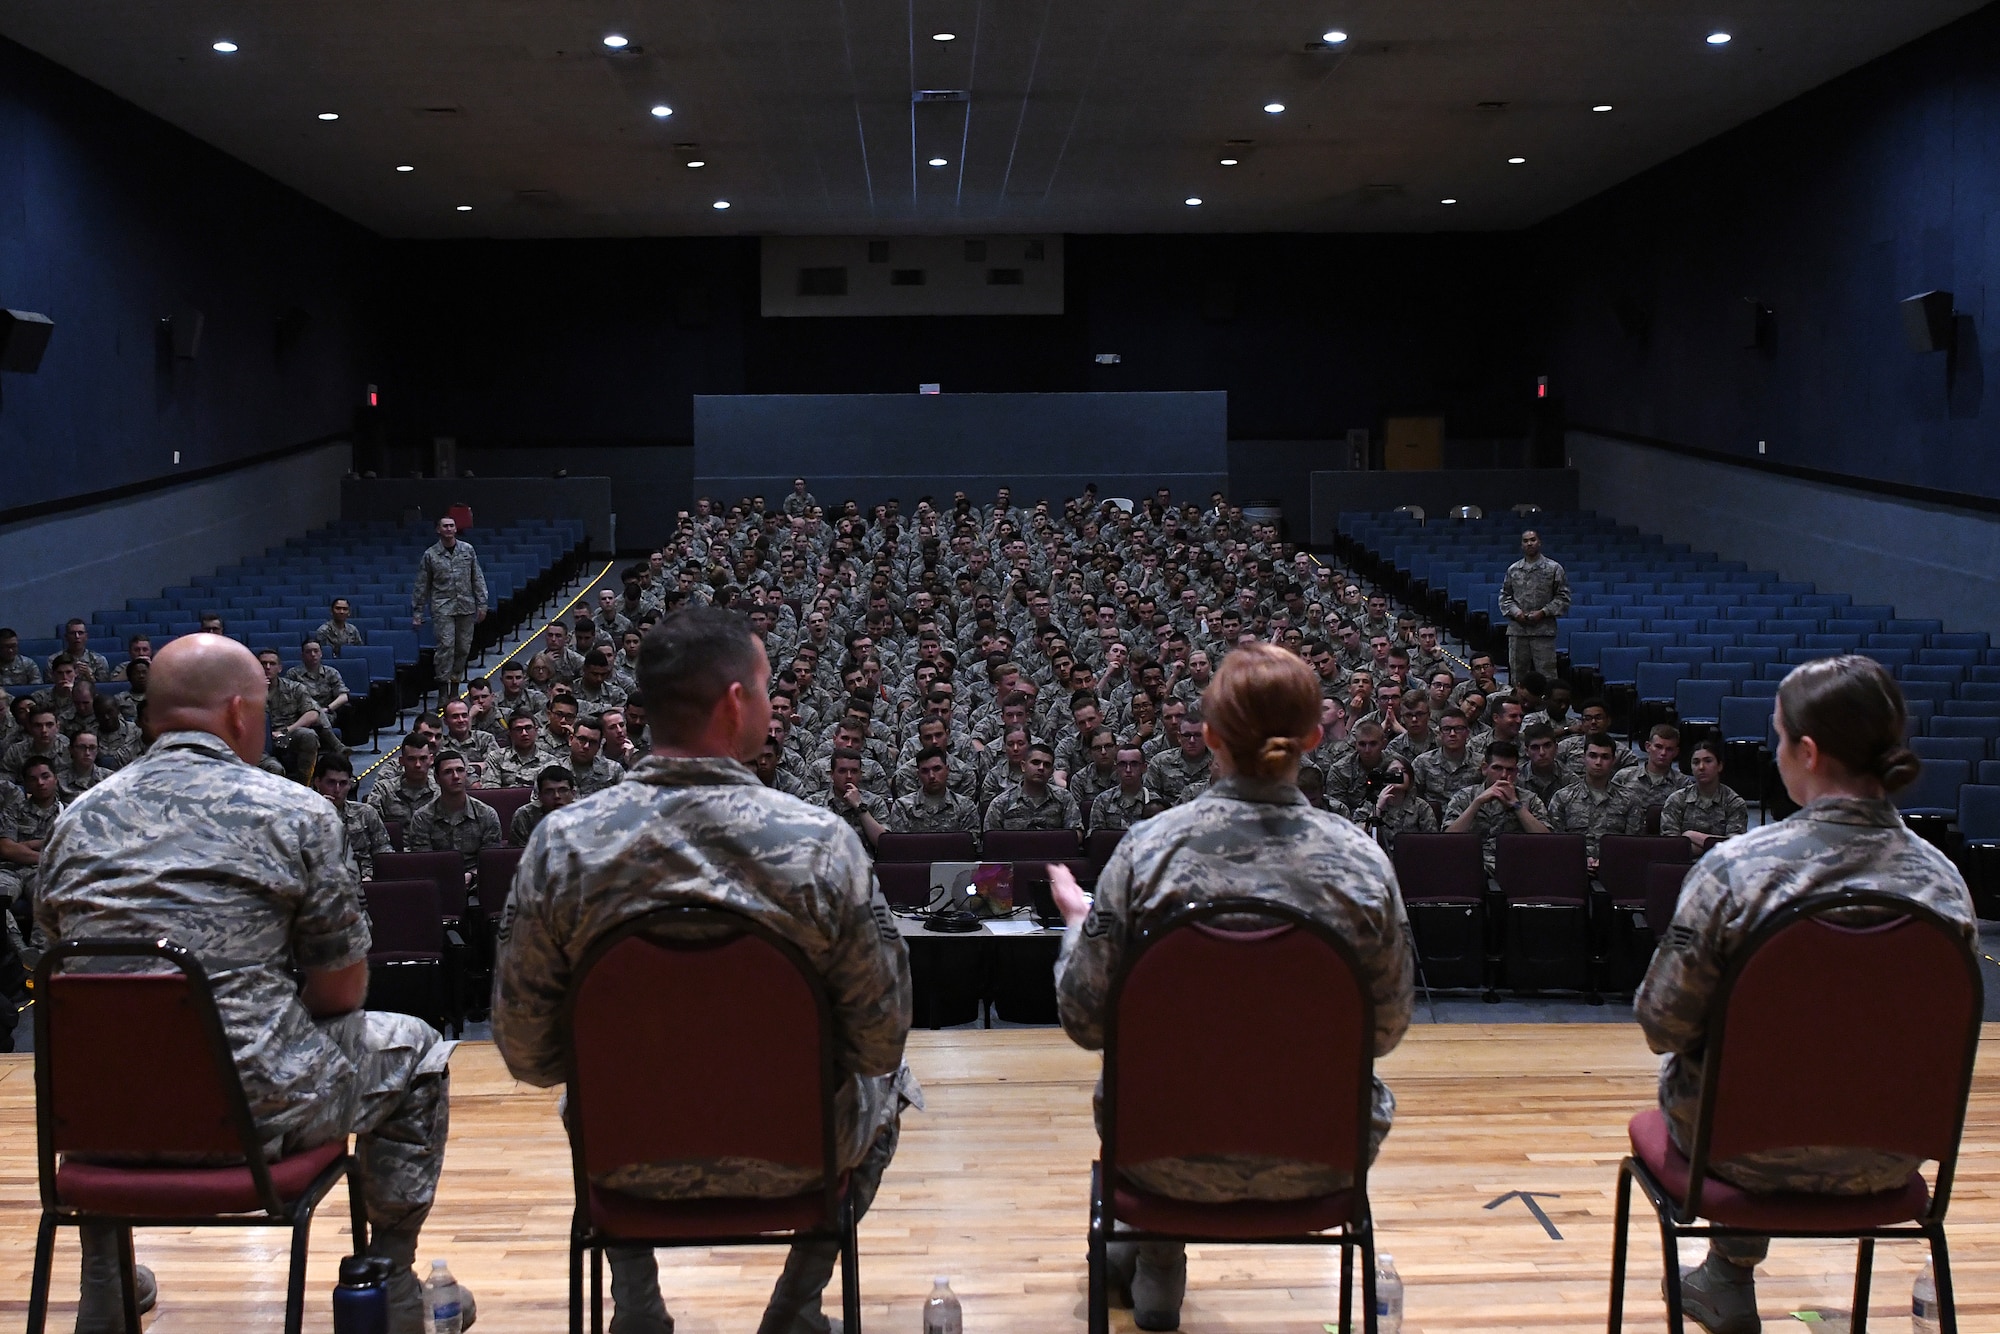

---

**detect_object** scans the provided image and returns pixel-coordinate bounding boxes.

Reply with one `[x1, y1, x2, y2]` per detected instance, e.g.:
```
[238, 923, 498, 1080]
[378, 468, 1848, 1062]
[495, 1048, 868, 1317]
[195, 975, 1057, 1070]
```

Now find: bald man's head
[148, 634, 268, 762]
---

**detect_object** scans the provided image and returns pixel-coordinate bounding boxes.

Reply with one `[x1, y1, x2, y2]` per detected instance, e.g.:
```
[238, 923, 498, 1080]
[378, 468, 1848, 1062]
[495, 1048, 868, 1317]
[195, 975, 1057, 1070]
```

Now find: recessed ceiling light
[928, 157, 949, 167]
[603, 34, 629, 48]
[1706, 31, 1732, 44]
[1263, 102, 1286, 114]
[1322, 29, 1348, 43]
[1219, 158, 1239, 166]
[932, 32, 955, 41]
[211, 40, 238, 53]
[1592, 104, 1614, 112]
[1441, 198, 1459, 205]
[1184, 197, 1203, 206]
[317, 112, 340, 121]
[396, 164, 415, 173]
[455, 205, 472, 212]
[685, 159, 706, 168]
[1507, 156, 1526, 164]
[650, 105, 673, 118]
[713, 200, 731, 209]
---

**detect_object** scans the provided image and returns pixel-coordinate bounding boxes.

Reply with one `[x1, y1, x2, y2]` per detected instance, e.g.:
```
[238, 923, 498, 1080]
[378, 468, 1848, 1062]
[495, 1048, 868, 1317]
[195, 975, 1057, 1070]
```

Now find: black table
[895, 916, 1068, 1028]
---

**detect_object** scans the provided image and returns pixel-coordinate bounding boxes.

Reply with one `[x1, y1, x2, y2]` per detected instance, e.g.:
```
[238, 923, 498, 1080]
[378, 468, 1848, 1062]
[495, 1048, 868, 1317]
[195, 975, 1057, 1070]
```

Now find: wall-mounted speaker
[168, 307, 205, 360]
[1900, 290, 1954, 353]
[0, 309, 55, 373]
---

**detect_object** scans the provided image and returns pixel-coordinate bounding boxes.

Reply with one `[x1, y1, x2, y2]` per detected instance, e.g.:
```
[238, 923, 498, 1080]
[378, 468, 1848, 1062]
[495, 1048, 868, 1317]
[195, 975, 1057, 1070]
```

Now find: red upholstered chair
[377, 848, 489, 1020]
[478, 786, 533, 843]
[26, 939, 364, 1334]
[873, 831, 979, 863]
[477, 845, 524, 905]
[1608, 891, 1981, 1334]
[1493, 833, 1595, 999]
[980, 828, 1080, 861]
[1083, 826, 1127, 878]
[873, 861, 934, 909]
[1087, 898, 1381, 1334]
[1390, 831, 1489, 992]
[1594, 836, 1695, 993]
[1643, 861, 1692, 943]
[561, 906, 860, 1334]
[362, 878, 468, 1037]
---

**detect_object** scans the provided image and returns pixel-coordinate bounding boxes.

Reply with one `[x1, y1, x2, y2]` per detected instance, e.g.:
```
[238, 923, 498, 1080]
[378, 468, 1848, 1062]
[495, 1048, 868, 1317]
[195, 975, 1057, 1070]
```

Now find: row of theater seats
[12, 519, 588, 730]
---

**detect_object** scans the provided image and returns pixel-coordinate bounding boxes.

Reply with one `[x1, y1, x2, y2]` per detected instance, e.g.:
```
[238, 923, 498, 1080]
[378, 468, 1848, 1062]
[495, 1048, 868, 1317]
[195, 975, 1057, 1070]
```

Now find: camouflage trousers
[432, 611, 476, 684]
[606, 1116, 902, 1334]
[278, 1010, 455, 1238]
[1508, 631, 1557, 685]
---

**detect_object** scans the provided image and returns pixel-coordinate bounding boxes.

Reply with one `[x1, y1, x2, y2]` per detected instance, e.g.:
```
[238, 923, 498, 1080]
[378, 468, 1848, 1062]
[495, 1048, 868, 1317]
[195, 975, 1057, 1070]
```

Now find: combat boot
[1668, 1252, 1759, 1334]
[73, 1224, 156, 1334]
[607, 1245, 674, 1333]
[372, 1227, 477, 1334]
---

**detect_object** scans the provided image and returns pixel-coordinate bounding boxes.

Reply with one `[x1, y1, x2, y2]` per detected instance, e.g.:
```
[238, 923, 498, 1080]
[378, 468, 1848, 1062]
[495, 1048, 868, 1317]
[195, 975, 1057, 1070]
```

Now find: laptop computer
[929, 861, 1014, 918]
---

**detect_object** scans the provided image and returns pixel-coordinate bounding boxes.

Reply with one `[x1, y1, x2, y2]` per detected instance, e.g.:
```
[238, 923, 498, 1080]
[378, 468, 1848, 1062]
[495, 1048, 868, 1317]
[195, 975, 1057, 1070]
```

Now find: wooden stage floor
[3, 1024, 1996, 1332]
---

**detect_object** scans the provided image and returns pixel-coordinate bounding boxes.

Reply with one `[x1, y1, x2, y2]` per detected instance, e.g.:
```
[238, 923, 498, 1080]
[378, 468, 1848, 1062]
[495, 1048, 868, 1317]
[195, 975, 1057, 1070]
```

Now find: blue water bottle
[332, 1255, 392, 1334]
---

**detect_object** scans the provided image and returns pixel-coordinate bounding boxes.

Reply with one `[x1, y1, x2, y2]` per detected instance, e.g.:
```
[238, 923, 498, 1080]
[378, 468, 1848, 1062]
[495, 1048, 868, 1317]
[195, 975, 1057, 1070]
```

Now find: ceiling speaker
[0, 309, 54, 373]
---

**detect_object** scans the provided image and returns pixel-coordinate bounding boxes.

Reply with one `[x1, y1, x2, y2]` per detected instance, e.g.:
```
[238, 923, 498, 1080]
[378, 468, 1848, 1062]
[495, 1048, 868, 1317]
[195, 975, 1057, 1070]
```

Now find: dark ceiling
[0, 0, 1983, 238]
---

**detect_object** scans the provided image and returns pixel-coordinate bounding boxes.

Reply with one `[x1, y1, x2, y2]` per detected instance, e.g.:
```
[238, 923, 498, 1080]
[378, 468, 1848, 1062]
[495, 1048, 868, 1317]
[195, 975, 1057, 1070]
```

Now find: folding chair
[1608, 891, 1981, 1333]
[1086, 898, 1383, 1333]
[1390, 832, 1488, 992]
[1493, 834, 1595, 998]
[561, 907, 863, 1334]
[26, 940, 366, 1334]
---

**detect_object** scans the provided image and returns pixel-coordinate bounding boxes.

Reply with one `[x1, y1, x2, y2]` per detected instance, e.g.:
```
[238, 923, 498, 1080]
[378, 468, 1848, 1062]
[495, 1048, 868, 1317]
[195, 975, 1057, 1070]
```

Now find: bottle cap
[934, 1275, 950, 1285]
[338, 1255, 377, 1285]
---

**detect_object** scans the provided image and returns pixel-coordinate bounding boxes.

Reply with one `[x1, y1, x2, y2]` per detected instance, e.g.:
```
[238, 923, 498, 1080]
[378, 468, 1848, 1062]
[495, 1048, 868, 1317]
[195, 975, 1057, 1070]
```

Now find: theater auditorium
[2, 3, 1999, 1332]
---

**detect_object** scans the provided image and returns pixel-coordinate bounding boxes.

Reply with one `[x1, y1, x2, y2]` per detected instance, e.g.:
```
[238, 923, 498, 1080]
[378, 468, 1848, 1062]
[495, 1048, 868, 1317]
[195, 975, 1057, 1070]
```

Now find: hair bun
[1256, 735, 1302, 777]
[1877, 745, 1923, 794]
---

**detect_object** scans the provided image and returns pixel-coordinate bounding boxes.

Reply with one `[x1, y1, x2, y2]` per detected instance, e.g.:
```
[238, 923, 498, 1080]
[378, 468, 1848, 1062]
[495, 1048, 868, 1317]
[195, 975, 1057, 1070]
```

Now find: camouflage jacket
[313, 621, 367, 654]
[1145, 748, 1213, 806]
[413, 540, 489, 616]
[407, 796, 502, 861]
[493, 755, 916, 1197]
[38, 731, 371, 1154]
[1635, 796, 1975, 1193]
[1614, 764, 1695, 813]
[286, 663, 350, 709]
[1412, 748, 1480, 809]
[333, 798, 394, 879]
[984, 781, 1082, 831]
[486, 745, 555, 790]
[1369, 791, 1440, 849]
[1498, 554, 1570, 637]
[1088, 784, 1159, 833]
[567, 754, 626, 798]
[366, 775, 439, 828]
[886, 789, 981, 834]
[1443, 785, 1552, 871]
[1546, 778, 1641, 860]
[1056, 775, 1412, 1203]
[266, 677, 319, 731]
[1658, 784, 1749, 840]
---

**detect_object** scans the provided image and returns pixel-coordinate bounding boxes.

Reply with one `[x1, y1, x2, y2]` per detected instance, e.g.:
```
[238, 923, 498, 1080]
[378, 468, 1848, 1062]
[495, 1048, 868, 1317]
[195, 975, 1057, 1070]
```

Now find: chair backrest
[1957, 784, 2000, 842]
[371, 850, 469, 917]
[1894, 758, 1969, 814]
[874, 862, 934, 908]
[873, 831, 980, 863]
[1683, 892, 1981, 1220]
[1928, 716, 2000, 746]
[362, 879, 446, 953]
[563, 907, 838, 1217]
[1390, 831, 1487, 901]
[477, 846, 525, 900]
[478, 786, 533, 838]
[980, 828, 1080, 860]
[1911, 736, 1987, 765]
[1673, 680, 1730, 724]
[1493, 833, 1591, 904]
[1642, 861, 1691, 933]
[1596, 835, 1694, 904]
[35, 939, 285, 1214]
[1084, 826, 1127, 873]
[1104, 899, 1373, 1200]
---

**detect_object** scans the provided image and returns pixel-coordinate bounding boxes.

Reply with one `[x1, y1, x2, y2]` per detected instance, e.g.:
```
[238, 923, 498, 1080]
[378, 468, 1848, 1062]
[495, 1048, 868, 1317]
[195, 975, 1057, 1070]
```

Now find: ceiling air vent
[914, 89, 969, 103]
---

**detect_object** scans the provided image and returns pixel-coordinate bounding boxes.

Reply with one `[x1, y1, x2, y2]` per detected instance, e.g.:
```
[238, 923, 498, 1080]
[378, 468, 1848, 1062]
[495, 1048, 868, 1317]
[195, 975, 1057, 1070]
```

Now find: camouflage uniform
[543, 646, 586, 687]
[885, 789, 981, 834]
[0, 655, 41, 686]
[509, 800, 551, 846]
[984, 782, 1083, 831]
[1558, 733, 1640, 777]
[486, 744, 554, 791]
[314, 620, 367, 656]
[1635, 796, 1976, 1264]
[1498, 553, 1570, 683]
[38, 731, 453, 1251]
[1066, 762, 1122, 818]
[2, 737, 65, 783]
[439, 727, 501, 781]
[1546, 778, 1642, 861]
[287, 662, 350, 712]
[571, 678, 629, 723]
[365, 774, 439, 828]
[568, 754, 627, 798]
[95, 719, 145, 770]
[1658, 783, 1749, 840]
[334, 798, 394, 880]
[810, 785, 891, 841]
[492, 754, 916, 1332]
[1089, 785, 1160, 833]
[1412, 748, 1481, 809]
[56, 649, 114, 682]
[1324, 753, 1394, 813]
[1385, 730, 1438, 765]
[265, 676, 323, 775]
[0, 794, 64, 903]
[406, 797, 502, 863]
[1144, 748, 1213, 806]
[1057, 775, 1412, 1203]
[413, 540, 489, 684]
[1520, 761, 1570, 807]
[1613, 764, 1694, 829]
[1442, 786, 1552, 872]
[56, 764, 112, 803]
[1368, 792, 1440, 849]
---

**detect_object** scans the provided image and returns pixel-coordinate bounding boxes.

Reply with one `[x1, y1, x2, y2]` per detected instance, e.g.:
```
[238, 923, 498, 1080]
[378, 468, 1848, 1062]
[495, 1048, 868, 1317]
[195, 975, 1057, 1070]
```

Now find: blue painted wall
[1540, 2, 2000, 500]
[0, 37, 373, 510]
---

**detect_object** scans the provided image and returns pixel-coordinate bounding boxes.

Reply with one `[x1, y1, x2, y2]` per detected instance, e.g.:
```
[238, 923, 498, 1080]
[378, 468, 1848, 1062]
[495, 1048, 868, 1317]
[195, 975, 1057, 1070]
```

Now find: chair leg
[1654, 1211, 1685, 1334]
[1607, 1162, 1632, 1333]
[1361, 1220, 1379, 1334]
[285, 1210, 316, 1334]
[346, 1155, 369, 1255]
[841, 1192, 863, 1334]
[117, 1225, 141, 1334]
[1849, 1236, 1873, 1333]
[568, 1231, 585, 1334]
[1339, 1233, 1354, 1334]
[590, 1246, 604, 1334]
[1086, 1164, 1109, 1334]
[1930, 1228, 1958, 1334]
[25, 1213, 56, 1334]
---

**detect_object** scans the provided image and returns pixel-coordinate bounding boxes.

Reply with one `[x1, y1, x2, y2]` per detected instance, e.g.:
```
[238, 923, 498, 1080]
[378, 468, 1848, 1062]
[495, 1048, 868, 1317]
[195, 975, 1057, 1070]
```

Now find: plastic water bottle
[1913, 1259, 1940, 1333]
[423, 1260, 464, 1334]
[922, 1275, 963, 1334]
[331, 1255, 391, 1334]
[1375, 1253, 1404, 1333]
